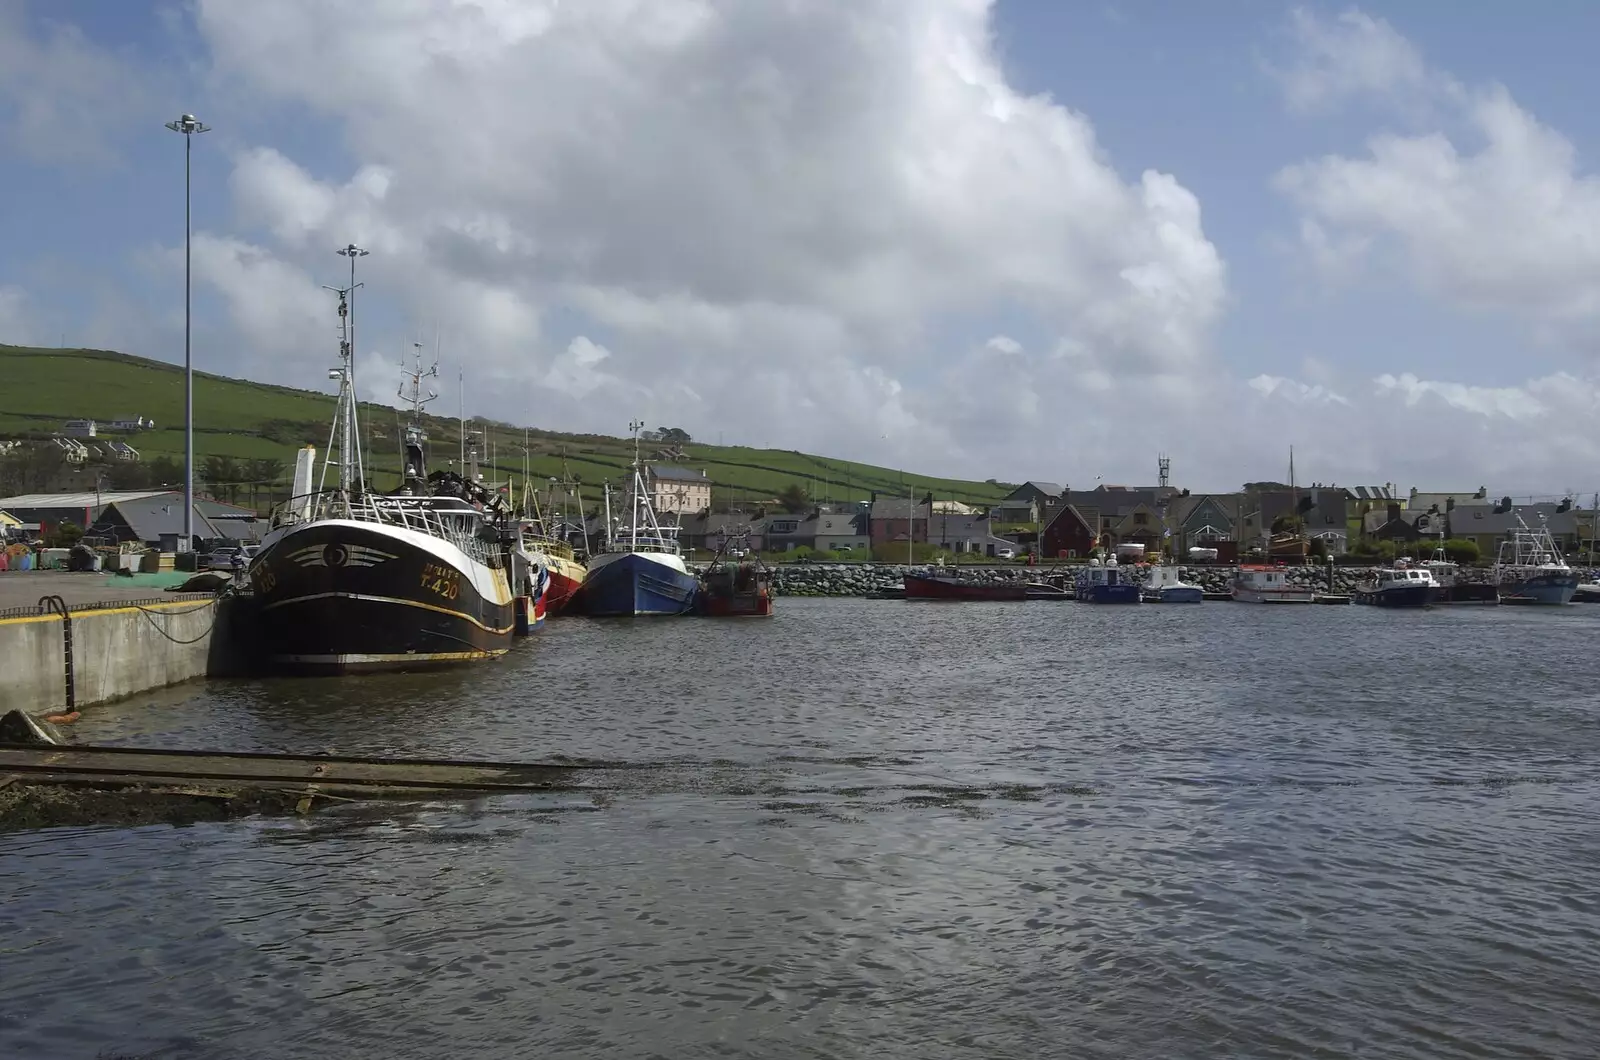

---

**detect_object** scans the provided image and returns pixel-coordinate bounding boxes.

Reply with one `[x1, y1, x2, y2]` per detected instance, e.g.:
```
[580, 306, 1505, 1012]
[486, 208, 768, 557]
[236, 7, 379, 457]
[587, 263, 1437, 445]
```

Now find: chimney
[1386, 501, 1402, 523]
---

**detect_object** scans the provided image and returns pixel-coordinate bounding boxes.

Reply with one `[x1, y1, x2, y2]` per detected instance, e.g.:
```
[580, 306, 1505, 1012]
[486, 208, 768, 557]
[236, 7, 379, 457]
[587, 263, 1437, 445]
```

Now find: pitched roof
[0, 489, 171, 510]
[1448, 503, 1579, 537]
[101, 496, 228, 542]
[647, 464, 709, 482]
[870, 498, 929, 519]
[1407, 491, 1486, 512]
[815, 512, 865, 536]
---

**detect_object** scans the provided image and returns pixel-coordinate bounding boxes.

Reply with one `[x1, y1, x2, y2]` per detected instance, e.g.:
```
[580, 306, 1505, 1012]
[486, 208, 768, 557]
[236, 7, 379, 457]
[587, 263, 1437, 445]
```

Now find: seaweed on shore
[0, 783, 301, 832]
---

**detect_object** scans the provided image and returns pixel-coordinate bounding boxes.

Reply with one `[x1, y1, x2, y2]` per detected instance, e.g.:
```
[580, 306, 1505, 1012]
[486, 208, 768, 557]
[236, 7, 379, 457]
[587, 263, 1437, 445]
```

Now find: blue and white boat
[1142, 564, 1203, 603]
[1352, 560, 1438, 608]
[580, 424, 699, 617]
[1074, 554, 1141, 603]
[1495, 515, 1578, 605]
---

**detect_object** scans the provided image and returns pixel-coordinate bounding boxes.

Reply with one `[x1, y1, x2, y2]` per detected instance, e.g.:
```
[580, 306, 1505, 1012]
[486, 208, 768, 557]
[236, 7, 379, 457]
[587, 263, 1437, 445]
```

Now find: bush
[45, 522, 84, 549]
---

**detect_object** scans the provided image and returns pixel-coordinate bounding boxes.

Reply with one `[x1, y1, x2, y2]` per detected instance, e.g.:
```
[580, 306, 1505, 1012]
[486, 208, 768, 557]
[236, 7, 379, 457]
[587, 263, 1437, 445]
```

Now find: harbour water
[5, 599, 1600, 1058]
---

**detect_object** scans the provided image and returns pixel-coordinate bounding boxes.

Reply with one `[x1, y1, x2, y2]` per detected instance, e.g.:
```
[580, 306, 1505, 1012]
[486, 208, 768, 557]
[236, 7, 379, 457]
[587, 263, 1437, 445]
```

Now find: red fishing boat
[903, 572, 1027, 601]
[697, 559, 774, 616]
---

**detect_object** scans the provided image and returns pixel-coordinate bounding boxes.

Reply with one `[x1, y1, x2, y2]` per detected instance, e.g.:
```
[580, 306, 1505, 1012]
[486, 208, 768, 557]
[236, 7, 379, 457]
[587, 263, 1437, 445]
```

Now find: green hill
[0, 345, 1011, 510]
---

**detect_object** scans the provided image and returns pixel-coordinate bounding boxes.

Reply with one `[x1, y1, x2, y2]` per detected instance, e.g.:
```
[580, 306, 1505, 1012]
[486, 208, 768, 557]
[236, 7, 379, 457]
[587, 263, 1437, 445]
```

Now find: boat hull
[697, 592, 775, 617]
[904, 574, 1027, 601]
[543, 555, 587, 616]
[1435, 583, 1499, 605]
[1352, 584, 1434, 608]
[1498, 572, 1579, 605]
[582, 552, 699, 616]
[1076, 583, 1141, 603]
[251, 519, 514, 673]
[1231, 587, 1315, 603]
[1146, 586, 1203, 603]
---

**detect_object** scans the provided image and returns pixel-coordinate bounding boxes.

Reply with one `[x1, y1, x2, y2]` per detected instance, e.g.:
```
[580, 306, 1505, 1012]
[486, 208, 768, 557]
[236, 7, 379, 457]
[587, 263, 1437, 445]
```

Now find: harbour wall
[0, 597, 254, 713]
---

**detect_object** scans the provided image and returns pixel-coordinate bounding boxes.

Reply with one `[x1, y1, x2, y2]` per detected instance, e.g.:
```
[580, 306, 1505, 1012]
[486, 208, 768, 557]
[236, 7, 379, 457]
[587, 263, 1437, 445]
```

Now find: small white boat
[1231, 564, 1314, 604]
[1143, 565, 1203, 603]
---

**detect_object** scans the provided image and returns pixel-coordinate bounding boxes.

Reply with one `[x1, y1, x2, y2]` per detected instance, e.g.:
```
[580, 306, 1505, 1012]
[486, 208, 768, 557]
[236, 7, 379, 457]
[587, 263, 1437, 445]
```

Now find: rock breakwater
[735, 562, 1526, 598]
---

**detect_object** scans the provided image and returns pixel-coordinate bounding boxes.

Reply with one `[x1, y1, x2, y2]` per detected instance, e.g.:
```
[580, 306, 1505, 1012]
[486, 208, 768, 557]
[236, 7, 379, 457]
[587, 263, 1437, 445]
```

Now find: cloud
[1273, 9, 1600, 346]
[1267, 7, 1450, 115]
[0, 0, 158, 165]
[182, 0, 1226, 476]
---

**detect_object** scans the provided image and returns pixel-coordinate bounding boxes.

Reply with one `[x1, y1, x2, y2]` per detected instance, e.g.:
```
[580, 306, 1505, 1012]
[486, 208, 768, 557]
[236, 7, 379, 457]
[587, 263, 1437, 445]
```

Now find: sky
[3, 0, 1600, 496]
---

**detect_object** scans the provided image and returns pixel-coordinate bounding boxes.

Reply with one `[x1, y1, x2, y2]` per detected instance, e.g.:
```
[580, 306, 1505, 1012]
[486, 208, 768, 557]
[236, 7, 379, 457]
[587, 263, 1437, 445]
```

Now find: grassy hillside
[0, 345, 1011, 509]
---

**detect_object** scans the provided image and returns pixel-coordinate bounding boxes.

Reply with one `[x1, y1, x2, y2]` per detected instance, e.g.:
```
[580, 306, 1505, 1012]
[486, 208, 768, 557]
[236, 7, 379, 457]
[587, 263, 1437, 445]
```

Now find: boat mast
[397, 341, 439, 488]
[629, 419, 644, 552]
[318, 283, 364, 497]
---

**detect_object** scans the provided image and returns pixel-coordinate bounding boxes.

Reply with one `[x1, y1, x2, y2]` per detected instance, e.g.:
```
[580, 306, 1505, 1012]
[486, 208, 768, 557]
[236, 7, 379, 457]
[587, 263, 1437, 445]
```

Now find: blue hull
[1354, 584, 1434, 608]
[1151, 587, 1203, 603]
[1077, 584, 1141, 603]
[1499, 572, 1578, 605]
[582, 553, 699, 616]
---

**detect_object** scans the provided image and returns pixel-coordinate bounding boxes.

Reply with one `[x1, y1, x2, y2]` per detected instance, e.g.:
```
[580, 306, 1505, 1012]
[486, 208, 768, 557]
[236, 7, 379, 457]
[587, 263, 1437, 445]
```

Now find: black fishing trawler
[249, 289, 515, 673]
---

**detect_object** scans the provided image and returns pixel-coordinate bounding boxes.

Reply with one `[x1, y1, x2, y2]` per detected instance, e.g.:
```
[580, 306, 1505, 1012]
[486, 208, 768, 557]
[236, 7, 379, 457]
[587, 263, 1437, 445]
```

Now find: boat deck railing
[270, 490, 498, 567]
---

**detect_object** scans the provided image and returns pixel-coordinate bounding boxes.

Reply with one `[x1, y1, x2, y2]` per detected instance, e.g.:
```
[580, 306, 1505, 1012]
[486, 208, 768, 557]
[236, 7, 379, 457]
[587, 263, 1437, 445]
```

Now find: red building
[1041, 504, 1096, 558]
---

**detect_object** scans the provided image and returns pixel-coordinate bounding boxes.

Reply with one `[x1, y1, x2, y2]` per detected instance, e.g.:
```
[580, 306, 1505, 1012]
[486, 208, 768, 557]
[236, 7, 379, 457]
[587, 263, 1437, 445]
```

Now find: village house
[764, 512, 818, 552]
[1169, 493, 1243, 561]
[990, 481, 1063, 524]
[814, 509, 870, 554]
[869, 497, 929, 547]
[645, 464, 711, 516]
[1040, 503, 1096, 558]
[1446, 502, 1582, 556]
[928, 511, 1017, 557]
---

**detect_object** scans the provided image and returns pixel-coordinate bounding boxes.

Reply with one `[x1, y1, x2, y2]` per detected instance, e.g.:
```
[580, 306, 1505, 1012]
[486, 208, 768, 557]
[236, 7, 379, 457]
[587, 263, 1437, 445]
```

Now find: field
[0, 345, 1012, 508]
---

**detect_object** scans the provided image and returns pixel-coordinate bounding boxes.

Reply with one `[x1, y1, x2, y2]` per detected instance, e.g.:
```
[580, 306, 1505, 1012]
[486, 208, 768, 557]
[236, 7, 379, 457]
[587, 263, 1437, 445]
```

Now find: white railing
[271, 490, 501, 567]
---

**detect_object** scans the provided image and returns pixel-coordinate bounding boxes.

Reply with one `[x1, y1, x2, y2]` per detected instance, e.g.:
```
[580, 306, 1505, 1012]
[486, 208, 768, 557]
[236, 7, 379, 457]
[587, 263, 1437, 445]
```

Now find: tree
[777, 484, 810, 513]
[201, 455, 242, 504]
[241, 457, 287, 508]
[660, 427, 692, 444]
[0, 443, 69, 495]
[1271, 513, 1304, 534]
[146, 455, 184, 487]
[103, 461, 152, 490]
[45, 521, 83, 548]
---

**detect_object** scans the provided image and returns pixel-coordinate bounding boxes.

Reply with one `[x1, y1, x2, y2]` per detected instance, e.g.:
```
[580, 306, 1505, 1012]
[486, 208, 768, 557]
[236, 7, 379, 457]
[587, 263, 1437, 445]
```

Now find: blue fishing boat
[1495, 515, 1578, 605]
[580, 423, 699, 616]
[1074, 554, 1141, 603]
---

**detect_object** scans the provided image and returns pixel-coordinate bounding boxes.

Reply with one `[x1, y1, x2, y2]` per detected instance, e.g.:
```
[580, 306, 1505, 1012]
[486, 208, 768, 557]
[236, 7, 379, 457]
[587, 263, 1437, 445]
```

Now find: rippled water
[5, 599, 1600, 1059]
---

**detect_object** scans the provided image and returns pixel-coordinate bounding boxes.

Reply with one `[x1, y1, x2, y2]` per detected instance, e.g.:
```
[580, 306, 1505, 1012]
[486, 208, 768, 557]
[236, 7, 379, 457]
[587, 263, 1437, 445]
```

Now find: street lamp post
[165, 113, 210, 553]
[337, 243, 369, 484]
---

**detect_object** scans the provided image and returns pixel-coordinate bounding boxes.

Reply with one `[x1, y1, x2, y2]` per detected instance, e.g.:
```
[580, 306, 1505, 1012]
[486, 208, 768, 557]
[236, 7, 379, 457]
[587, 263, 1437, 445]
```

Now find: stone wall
[752, 562, 1597, 598]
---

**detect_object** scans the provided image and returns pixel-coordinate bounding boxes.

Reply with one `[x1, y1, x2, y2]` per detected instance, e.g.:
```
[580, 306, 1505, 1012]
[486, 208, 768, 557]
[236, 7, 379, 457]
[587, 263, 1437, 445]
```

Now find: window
[1134, 512, 1148, 525]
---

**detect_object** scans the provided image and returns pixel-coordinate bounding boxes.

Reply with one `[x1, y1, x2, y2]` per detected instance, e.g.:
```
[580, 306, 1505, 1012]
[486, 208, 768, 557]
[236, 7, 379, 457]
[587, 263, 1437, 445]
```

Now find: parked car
[996, 547, 1016, 560]
[202, 547, 239, 571]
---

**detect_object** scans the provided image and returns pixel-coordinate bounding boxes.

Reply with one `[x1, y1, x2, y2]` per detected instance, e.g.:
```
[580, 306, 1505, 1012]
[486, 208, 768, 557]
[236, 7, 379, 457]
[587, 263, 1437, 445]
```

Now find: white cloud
[0, 1, 159, 165]
[1247, 373, 1349, 406]
[182, 0, 1226, 477]
[1273, 9, 1600, 346]
[1268, 7, 1449, 115]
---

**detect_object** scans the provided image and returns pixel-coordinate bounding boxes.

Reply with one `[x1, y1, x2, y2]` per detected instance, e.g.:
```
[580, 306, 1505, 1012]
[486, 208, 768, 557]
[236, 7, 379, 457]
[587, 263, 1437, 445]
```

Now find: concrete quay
[0, 571, 242, 713]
